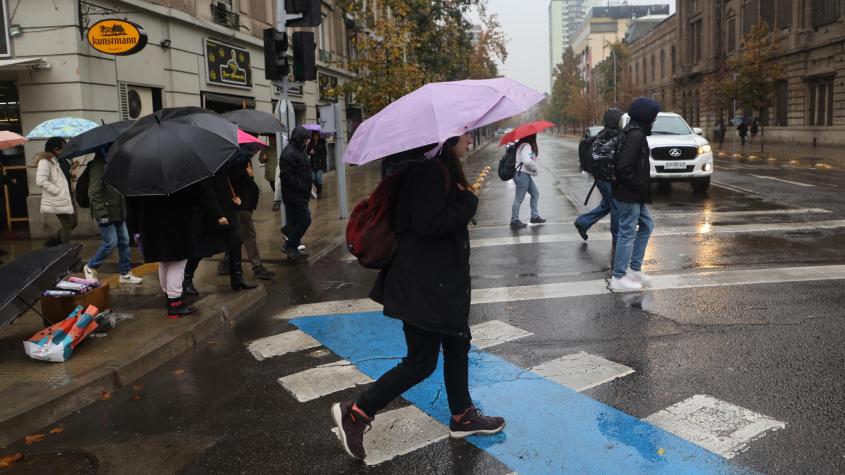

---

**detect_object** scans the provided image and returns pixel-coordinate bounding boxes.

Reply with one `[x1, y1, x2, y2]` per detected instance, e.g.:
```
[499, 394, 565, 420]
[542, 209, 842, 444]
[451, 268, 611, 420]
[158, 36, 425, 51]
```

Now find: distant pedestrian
[332, 133, 505, 462]
[258, 135, 280, 211]
[307, 130, 328, 198]
[610, 97, 659, 292]
[278, 126, 313, 262]
[737, 120, 748, 146]
[82, 151, 143, 285]
[749, 118, 759, 144]
[35, 137, 76, 246]
[510, 134, 545, 229]
[713, 119, 726, 149]
[574, 108, 622, 245]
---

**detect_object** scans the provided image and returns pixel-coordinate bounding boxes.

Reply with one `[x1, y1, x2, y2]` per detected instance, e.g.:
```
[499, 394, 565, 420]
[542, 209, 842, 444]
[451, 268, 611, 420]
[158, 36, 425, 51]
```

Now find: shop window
[775, 80, 788, 126]
[807, 76, 834, 126]
[202, 91, 255, 114]
[812, 0, 840, 28]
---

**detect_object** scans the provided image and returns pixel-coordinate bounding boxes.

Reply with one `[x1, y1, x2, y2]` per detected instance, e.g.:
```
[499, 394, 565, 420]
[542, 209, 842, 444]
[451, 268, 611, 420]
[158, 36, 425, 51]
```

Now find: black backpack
[75, 165, 91, 208]
[578, 135, 596, 173]
[497, 145, 519, 181]
[590, 131, 624, 184]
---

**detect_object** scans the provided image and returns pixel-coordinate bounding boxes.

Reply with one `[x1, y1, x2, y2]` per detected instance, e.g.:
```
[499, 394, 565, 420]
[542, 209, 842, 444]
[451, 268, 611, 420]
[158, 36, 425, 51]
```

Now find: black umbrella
[103, 107, 240, 196]
[0, 244, 82, 328]
[222, 109, 286, 135]
[58, 120, 135, 160]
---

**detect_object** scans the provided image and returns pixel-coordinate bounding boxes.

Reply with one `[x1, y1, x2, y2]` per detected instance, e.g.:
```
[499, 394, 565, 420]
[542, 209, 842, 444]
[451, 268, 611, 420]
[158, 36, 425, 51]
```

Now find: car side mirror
[693, 127, 704, 136]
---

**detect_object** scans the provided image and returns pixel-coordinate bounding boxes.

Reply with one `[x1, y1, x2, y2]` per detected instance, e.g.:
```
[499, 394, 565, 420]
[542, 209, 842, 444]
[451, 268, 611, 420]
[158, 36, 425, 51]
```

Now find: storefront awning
[0, 57, 49, 70]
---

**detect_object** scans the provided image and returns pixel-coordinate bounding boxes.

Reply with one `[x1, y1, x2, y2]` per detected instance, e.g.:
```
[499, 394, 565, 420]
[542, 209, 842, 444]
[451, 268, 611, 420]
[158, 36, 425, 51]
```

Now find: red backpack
[346, 160, 450, 269]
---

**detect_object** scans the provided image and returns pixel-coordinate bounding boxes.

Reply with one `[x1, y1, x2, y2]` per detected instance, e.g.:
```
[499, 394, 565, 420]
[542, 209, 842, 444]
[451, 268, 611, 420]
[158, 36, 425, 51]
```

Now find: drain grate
[1, 450, 97, 474]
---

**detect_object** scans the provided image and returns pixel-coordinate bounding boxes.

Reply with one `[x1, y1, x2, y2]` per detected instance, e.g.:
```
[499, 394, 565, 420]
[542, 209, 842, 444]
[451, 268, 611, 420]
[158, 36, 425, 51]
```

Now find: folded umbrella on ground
[343, 77, 545, 166]
[103, 107, 240, 197]
[58, 120, 135, 160]
[26, 117, 100, 139]
[222, 109, 286, 135]
[0, 244, 82, 328]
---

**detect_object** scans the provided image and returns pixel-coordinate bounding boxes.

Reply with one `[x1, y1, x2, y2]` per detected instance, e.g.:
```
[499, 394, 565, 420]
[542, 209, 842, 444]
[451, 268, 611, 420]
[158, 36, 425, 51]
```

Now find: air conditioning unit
[119, 84, 155, 120]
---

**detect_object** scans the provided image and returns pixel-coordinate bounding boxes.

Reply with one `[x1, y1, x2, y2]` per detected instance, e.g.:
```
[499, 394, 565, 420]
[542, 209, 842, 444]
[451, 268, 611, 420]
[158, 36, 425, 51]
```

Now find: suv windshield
[652, 116, 692, 135]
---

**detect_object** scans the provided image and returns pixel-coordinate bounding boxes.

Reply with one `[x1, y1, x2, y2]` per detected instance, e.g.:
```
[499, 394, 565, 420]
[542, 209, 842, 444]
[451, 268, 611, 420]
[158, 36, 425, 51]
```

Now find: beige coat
[35, 152, 74, 215]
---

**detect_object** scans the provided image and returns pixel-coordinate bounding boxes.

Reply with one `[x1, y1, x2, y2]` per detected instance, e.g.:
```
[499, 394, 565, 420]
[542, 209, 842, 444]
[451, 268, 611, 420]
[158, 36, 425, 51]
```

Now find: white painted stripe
[470, 219, 845, 248]
[332, 405, 449, 466]
[470, 320, 533, 349]
[274, 264, 845, 319]
[529, 352, 635, 392]
[712, 181, 761, 196]
[246, 330, 321, 361]
[278, 360, 373, 402]
[645, 395, 785, 459]
[749, 174, 815, 187]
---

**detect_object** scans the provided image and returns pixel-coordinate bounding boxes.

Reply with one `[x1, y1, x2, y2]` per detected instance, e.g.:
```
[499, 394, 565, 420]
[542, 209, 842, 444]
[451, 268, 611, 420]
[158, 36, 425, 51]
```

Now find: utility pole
[612, 46, 617, 106]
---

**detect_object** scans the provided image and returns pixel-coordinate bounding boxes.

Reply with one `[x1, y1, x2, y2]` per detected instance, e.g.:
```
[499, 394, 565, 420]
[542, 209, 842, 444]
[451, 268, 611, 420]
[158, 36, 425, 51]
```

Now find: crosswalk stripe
[645, 395, 785, 459]
[278, 360, 373, 402]
[529, 352, 635, 392]
[331, 405, 449, 466]
[246, 330, 321, 361]
[274, 264, 845, 320]
[470, 219, 845, 248]
[470, 320, 533, 349]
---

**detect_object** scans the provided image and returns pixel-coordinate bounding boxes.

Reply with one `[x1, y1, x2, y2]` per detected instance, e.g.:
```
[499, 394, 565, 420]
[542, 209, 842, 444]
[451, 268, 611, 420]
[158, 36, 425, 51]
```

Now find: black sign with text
[206, 39, 252, 88]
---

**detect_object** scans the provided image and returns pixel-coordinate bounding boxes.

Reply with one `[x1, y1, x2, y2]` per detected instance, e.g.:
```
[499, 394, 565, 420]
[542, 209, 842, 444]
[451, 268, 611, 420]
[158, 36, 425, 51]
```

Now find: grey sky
[474, 1, 676, 94]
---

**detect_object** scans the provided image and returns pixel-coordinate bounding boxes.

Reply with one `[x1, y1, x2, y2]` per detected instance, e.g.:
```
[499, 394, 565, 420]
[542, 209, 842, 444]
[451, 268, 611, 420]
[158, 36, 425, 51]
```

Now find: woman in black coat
[331, 134, 505, 462]
[307, 131, 328, 197]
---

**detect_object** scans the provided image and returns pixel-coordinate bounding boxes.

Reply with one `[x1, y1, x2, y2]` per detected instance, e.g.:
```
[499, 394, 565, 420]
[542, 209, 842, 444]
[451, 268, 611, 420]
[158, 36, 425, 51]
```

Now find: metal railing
[211, 3, 240, 29]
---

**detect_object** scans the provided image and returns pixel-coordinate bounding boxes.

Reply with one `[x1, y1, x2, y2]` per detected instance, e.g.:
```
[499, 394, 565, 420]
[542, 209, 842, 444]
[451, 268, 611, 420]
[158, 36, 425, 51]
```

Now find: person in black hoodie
[278, 126, 312, 262]
[331, 134, 505, 462]
[610, 97, 660, 292]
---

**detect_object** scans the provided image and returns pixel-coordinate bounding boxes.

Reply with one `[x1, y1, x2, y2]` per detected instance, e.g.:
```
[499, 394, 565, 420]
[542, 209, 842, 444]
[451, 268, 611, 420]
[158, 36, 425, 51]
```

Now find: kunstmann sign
[205, 39, 252, 89]
[87, 19, 147, 56]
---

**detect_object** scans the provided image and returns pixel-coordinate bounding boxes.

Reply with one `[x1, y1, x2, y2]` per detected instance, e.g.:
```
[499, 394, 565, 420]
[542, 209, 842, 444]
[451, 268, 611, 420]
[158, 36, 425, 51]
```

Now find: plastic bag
[23, 305, 100, 363]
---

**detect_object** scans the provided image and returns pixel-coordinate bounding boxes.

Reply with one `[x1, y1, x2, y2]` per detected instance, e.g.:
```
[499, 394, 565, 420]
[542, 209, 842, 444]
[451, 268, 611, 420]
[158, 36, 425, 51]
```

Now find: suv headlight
[697, 144, 712, 155]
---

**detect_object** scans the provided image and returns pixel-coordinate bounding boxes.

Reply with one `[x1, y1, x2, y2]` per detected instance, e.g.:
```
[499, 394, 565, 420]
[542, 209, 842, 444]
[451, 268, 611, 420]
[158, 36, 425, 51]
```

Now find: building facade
[627, 15, 679, 115]
[0, 0, 355, 237]
[549, 0, 604, 87]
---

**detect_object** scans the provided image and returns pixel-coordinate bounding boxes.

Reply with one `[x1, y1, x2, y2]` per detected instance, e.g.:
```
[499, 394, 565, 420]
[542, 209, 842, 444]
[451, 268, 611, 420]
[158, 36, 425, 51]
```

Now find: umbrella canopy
[0, 244, 82, 328]
[222, 109, 286, 135]
[343, 77, 544, 165]
[0, 131, 27, 150]
[238, 129, 268, 156]
[104, 107, 240, 197]
[26, 117, 99, 139]
[58, 120, 135, 160]
[303, 123, 321, 132]
[499, 120, 556, 145]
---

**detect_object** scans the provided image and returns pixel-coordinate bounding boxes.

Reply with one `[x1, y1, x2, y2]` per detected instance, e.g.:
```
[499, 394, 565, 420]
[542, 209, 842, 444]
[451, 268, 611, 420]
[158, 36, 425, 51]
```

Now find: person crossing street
[278, 126, 313, 262]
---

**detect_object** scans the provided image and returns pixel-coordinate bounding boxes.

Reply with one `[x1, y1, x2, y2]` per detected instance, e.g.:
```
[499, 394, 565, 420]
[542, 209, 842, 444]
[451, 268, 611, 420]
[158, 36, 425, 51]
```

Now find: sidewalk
[714, 141, 844, 169]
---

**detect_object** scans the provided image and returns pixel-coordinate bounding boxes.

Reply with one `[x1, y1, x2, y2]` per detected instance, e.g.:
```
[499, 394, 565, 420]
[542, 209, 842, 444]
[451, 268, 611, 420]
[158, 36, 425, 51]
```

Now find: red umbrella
[499, 120, 555, 145]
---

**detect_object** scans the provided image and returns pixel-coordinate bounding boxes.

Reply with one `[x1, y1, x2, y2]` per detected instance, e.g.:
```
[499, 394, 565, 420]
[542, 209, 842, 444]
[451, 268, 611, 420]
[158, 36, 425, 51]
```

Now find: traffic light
[263, 28, 289, 80]
[284, 0, 322, 27]
[293, 31, 316, 82]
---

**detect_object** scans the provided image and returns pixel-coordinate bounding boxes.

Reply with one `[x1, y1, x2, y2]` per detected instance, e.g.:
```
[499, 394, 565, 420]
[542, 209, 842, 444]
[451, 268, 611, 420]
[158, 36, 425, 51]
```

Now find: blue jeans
[575, 180, 618, 239]
[88, 220, 132, 275]
[312, 170, 323, 185]
[612, 201, 653, 278]
[511, 172, 540, 222]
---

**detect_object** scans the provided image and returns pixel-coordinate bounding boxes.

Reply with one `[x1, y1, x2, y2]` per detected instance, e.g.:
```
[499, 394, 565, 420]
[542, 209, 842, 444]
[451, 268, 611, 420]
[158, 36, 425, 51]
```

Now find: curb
[0, 285, 268, 447]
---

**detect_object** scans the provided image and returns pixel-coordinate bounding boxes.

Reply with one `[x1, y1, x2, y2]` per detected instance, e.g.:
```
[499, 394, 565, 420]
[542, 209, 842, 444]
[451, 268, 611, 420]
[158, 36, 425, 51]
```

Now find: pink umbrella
[343, 77, 544, 165]
[238, 128, 268, 156]
[0, 131, 27, 150]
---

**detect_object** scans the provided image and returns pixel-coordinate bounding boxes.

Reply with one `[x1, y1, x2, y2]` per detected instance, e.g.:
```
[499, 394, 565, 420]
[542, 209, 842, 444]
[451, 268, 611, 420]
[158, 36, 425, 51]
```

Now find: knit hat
[628, 97, 661, 124]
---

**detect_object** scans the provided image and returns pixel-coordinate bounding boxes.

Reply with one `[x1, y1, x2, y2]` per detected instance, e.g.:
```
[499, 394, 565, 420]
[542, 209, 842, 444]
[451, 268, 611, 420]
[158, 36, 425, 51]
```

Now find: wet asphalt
[2, 135, 843, 474]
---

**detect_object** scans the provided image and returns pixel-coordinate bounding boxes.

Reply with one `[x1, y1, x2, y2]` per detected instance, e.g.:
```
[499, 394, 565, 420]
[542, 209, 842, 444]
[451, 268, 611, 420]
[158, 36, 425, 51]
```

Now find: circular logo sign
[87, 19, 148, 56]
[669, 148, 682, 157]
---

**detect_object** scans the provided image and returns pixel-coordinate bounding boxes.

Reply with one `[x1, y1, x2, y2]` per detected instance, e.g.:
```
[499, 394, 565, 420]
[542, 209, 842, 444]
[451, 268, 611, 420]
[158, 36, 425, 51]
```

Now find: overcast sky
[473, 1, 676, 94]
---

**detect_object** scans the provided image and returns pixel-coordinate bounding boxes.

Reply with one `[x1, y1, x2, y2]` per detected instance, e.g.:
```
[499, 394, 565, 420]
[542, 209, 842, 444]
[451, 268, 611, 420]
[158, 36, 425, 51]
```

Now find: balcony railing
[319, 49, 332, 63]
[211, 3, 240, 29]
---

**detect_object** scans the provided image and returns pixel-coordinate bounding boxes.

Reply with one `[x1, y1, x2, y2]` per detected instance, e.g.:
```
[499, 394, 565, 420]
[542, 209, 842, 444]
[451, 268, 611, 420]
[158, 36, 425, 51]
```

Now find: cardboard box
[40, 283, 111, 325]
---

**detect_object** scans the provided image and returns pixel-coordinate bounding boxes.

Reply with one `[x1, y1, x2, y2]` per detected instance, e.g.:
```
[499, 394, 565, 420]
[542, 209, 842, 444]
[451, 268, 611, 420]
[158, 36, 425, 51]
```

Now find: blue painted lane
[293, 312, 753, 474]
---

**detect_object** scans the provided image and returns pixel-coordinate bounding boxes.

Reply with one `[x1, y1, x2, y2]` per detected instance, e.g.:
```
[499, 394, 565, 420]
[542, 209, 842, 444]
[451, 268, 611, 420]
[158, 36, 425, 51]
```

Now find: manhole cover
[1, 450, 97, 474]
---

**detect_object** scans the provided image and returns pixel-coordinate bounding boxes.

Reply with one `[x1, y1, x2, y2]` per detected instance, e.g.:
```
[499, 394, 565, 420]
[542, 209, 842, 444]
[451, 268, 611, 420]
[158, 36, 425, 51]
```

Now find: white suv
[622, 112, 714, 192]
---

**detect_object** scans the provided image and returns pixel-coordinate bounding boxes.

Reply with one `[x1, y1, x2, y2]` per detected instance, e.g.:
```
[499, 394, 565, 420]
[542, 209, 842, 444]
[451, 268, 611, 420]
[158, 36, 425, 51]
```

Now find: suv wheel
[692, 177, 711, 193]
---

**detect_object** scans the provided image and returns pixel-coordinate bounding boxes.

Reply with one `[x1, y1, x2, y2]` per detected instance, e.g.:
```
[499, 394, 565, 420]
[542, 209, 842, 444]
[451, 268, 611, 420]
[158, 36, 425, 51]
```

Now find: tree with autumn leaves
[545, 47, 593, 132]
[338, 0, 507, 115]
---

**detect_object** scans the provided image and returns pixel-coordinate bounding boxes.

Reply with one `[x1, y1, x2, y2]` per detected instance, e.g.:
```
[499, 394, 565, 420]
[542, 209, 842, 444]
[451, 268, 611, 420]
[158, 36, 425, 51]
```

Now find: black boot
[183, 259, 200, 295]
[166, 296, 197, 319]
[230, 254, 258, 290]
[316, 183, 323, 198]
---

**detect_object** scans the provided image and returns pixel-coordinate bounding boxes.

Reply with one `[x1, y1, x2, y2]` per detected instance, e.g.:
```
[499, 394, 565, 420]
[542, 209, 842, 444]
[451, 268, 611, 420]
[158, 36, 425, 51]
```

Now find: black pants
[283, 201, 311, 249]
[185, 226, 243, 277]
[356, 321, 472, 416]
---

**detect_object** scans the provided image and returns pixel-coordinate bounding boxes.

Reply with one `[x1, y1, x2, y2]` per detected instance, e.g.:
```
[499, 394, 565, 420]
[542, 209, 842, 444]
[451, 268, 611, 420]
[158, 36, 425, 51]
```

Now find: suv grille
[651, 146, 697, 161]
[655, 165, 695, 173]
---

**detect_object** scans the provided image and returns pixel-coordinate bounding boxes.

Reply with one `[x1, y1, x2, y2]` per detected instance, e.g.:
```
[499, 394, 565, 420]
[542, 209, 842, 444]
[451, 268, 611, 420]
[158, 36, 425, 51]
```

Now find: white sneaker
[298, 244, 306, 251]
[626, 269, 653, 287]
[120, 273, 144, 284]
[83, 264, 98, 281]
[610, 275, 643, 292]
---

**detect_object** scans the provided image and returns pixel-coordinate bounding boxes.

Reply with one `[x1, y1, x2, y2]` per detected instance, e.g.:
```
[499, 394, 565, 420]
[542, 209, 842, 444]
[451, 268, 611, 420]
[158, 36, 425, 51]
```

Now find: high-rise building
[548, 0, 605, 87]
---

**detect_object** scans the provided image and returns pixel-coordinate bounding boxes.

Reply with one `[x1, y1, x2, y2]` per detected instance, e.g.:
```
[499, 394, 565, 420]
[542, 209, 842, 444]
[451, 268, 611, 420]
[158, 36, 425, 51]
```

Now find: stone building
[0, 0, 356, 237]
[627, 15, 680, 115]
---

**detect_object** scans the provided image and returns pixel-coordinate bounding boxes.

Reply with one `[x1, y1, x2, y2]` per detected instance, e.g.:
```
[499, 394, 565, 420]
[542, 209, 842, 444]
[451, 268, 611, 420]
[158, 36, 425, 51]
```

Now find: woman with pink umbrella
[504, 120, 554, 229]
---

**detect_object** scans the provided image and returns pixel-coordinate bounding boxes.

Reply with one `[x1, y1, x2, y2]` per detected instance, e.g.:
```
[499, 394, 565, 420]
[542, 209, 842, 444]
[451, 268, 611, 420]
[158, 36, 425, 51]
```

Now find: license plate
[664, 161, 687, 170]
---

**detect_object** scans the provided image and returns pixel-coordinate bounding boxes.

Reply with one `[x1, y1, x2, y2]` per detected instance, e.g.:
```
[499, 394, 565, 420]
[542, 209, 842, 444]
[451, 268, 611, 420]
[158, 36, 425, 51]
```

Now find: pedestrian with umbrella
[332, 77, 544, 462]
[35, 137, 76, 246]
[105, 107, 244, 318]
[222, 109, 286, 211]
[502, 121, 553, 229]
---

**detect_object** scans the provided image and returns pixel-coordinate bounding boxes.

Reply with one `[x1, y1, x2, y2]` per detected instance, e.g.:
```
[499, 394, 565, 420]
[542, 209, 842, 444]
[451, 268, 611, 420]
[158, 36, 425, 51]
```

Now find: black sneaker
[449, 406, 505, 439]
[574, 222, 589, 241]
[331, 401, 371, 460]
[252, 266, 275, 280]
[530, 216, 547, 224]
[282, 247, 308, 262]
[510, 220, 527, 229]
